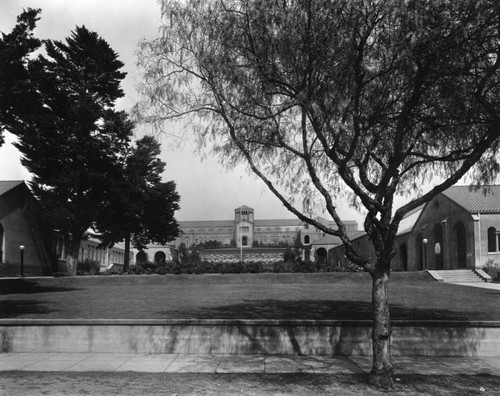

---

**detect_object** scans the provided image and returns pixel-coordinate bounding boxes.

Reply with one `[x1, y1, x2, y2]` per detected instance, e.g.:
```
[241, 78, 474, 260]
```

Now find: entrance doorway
[400, 243, 408, 271]
[0, 223, 3, 263]
[416, 233, 423, 270]
[433, 223, 444, 270]
[454, 221, 467, 269]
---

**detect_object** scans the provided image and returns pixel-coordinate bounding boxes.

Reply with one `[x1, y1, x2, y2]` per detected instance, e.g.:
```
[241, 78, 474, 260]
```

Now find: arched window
[154, 251, 166, 263]
[488, 227, 497, 252]
[399, 243, 408, 271]
[136, 251, 148, 264]
[304, 235, 310, 244]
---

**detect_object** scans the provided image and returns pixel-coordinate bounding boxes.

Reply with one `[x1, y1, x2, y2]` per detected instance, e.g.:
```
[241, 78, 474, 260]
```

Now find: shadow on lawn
[0, 279, 82, 295]
[0, 300, 58, 318]
[162, 299, 471, 321]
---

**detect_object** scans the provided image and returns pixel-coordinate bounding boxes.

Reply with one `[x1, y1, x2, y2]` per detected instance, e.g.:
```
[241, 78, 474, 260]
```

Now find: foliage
[483, 258, 499, 280]
[6, 20, 129, 259]
[138, 0, 500, 272]
[95, 134, 180, 270]
[138, 1, 500, 384]
[76, 259, 101, 276]
[0, 8, 41, 146]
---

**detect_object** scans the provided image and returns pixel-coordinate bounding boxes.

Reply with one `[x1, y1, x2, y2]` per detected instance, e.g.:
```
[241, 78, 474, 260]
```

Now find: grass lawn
[0, 272, 499, 321]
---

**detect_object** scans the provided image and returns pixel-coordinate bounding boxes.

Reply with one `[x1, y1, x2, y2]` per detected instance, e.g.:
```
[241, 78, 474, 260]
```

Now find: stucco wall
[413, 195, 475, 270]
[0, 186, 50, 276]
[476, 213, 500, 269]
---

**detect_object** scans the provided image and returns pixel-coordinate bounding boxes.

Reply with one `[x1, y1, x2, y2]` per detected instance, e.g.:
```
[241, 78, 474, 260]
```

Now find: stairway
[431, 269, 486, 284]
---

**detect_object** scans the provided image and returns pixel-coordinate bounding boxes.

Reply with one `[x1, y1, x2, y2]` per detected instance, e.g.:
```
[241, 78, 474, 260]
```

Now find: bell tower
[234, 206, 254, 248]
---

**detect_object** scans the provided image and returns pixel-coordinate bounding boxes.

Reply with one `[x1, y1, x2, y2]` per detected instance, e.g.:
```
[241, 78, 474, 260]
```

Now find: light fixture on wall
[19, 245, 25, 278]
[422, 239, 428, 269]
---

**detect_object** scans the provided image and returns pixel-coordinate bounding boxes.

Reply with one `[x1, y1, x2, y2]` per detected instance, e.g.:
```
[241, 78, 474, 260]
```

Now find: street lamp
[240, 226, 243, 264]
[422, 239, 428, 270]
[19, 245, 25, 277]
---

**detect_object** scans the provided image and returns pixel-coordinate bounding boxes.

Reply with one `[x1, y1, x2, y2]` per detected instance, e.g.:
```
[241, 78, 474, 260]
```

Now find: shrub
[77, 259, 100, 275]
[483, 258, 499, 280]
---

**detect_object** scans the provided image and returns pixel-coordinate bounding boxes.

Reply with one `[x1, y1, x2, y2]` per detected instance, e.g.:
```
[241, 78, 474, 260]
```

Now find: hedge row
[89, 259, 362, 276]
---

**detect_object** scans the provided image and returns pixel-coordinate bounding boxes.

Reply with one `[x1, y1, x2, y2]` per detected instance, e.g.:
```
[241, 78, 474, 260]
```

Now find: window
[304, 235, 310, 244]
[488, 227, 498, 252]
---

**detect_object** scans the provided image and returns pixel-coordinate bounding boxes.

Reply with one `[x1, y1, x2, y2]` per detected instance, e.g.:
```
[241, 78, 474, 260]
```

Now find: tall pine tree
[14, 25, 129, 270]
[96, 135, 180, 271]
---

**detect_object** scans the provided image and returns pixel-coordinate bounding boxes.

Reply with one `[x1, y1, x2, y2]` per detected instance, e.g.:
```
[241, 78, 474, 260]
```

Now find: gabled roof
[0, 180, 25, 196]
[442, 185, 500, 213]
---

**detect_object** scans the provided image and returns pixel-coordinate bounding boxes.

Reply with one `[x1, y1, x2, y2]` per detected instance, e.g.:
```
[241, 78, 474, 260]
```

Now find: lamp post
[422, 239, 428, 270]
[240, 226, 243, 264]
[19, 245, 25, 277]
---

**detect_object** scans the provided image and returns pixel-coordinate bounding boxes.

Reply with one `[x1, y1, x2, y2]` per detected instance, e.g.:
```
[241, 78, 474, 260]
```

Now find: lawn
[1, 272, 499, 321]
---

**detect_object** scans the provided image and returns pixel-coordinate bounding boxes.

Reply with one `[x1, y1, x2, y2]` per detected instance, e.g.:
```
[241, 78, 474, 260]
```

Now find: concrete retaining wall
[1, 320, 499, 357]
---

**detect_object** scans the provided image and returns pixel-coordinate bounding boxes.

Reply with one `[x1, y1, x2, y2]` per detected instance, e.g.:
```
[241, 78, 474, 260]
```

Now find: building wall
[413, 194, 475, 270]
[0, 185, 51, 276]
[328, 193, 491, 272]
[476, 213, 500, 268]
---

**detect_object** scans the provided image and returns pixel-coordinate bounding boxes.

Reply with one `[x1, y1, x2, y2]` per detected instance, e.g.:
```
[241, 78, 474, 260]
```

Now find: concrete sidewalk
[1, 353, 499, 375]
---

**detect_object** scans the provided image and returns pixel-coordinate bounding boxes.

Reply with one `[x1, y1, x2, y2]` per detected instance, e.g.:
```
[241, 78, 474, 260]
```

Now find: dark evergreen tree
[0, 8, 42, 145]
[96, 135, 180, 271]
[13, 25, 129, 270]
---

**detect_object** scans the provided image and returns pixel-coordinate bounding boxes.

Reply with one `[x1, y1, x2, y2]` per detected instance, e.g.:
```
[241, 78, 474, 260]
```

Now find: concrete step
[432, 270, 485, 283]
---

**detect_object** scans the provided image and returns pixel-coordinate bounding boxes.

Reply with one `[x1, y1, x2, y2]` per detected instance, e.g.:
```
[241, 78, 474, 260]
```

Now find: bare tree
[136, 0, 500, 388]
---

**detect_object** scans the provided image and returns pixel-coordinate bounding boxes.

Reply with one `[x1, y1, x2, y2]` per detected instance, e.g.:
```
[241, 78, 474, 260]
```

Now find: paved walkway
[453, 282, 500, 290]
[1, 353, 499, 375]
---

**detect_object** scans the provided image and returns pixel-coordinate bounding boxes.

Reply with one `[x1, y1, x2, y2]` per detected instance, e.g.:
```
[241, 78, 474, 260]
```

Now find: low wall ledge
[1, 319, 499, 328]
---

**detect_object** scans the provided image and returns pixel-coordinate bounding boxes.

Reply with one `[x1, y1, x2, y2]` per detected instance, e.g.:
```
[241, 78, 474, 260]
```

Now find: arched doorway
[454, 221, 467, 269]
[400, 243, 408, 271]
[154, 251, 166, 263]
[136, 251, 148, 264]
[316, 247, 327, 263]
[242, 236, 248, 246]
[0, 223, 3, 263]
[416, 233, 423, 270]
[433, 223, 444, 270]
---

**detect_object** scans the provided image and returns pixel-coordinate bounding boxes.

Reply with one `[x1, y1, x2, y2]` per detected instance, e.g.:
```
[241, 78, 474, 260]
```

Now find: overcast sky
[0, 0, 369, 226]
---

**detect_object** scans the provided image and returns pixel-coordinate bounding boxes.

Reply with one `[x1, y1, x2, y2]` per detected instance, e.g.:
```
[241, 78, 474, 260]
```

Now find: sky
[1, 0, 438, 228]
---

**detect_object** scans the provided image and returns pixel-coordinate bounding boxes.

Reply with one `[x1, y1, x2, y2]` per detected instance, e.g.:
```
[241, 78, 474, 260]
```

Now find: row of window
[487, 227, 500, 253]
[183, 227, 302, 234]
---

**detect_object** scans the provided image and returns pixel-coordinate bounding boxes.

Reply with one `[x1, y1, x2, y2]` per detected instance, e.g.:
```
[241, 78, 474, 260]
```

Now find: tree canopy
[11, 23, 129, 259]
[0, 8, 41, 145]
[137, 0, 500, 387]
[95, 134, 180, 271]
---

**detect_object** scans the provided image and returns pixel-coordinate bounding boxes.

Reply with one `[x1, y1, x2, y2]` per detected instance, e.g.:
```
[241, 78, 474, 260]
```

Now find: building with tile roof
[134, 205, 358, 264]
[328, 185, 500, 271]
[174, 205, 358, 249]
[0, 180, 52, 276]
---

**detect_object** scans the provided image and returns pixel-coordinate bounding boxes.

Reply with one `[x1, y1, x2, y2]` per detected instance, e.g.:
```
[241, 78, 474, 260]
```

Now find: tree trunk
[123, 234, 130, 273]
[369, 267, 394, 389]
[66, 239, 82, 276]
